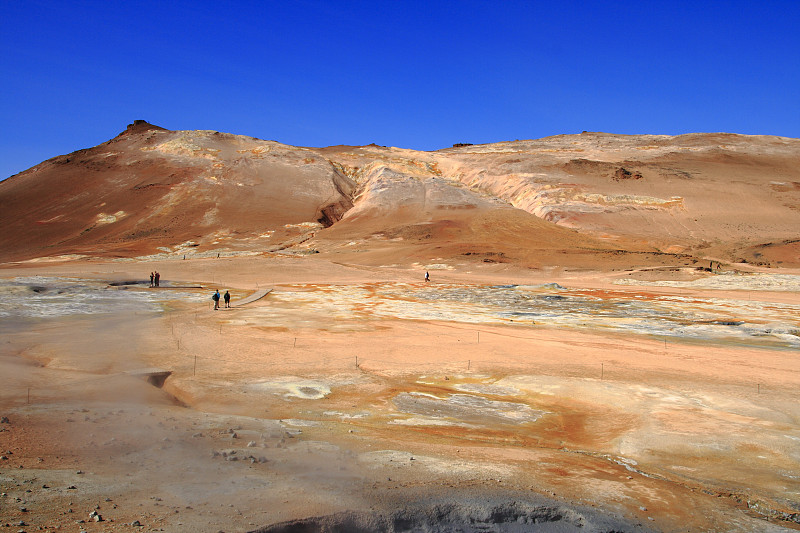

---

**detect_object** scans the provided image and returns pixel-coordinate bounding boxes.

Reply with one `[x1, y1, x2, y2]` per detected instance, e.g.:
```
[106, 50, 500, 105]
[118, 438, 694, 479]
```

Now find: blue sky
[2, 0, 799, 180]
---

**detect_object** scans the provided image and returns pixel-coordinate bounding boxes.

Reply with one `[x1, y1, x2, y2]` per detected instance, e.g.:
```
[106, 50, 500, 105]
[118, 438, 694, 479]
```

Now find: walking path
[233, 288, 272, 307]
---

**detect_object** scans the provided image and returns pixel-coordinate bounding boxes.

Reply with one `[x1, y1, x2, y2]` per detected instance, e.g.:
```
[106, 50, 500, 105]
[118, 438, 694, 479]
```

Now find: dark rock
[613, 167, 643, 181]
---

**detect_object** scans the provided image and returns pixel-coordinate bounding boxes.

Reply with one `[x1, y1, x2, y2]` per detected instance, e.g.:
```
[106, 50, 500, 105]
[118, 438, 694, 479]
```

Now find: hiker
[154, 271, 160, 287]
[425, 271, 430, 282]
[224, 290, 231, 308]
[149, 272, 154, 287]
[212, 289, 221, 310]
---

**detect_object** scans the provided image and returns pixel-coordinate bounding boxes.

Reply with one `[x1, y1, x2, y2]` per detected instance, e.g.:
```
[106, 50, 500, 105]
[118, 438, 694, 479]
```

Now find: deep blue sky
[2, 0, 799, 180]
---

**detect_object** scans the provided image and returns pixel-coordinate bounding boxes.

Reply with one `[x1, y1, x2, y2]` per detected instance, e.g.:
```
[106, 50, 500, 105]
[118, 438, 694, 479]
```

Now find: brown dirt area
[2, 255, 799, 532]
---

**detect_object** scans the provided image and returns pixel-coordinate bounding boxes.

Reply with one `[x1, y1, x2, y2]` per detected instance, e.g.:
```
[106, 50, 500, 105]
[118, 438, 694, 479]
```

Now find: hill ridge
[1, 124, 798, 268]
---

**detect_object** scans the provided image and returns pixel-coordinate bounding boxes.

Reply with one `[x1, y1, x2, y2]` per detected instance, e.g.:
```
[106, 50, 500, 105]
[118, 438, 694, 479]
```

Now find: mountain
[0, 121, 354, 262]
[2, 121, 798, 268]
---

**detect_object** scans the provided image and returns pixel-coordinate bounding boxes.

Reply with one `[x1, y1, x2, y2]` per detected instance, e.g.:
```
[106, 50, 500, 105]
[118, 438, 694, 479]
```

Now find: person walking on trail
[224, 290, 231, 308]
[149, 272, 154, 287]
[425, 271, 430, 282]
[154, 271, 160, 287]
[212, 289, 221, 310]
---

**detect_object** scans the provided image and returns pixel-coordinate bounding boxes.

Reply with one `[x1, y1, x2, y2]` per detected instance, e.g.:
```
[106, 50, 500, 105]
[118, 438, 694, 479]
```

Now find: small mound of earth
[251, 497, 652, 532]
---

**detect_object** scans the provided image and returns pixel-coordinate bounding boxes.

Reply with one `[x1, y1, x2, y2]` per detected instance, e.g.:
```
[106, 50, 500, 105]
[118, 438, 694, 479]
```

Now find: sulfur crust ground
[2, 254, 799, 532]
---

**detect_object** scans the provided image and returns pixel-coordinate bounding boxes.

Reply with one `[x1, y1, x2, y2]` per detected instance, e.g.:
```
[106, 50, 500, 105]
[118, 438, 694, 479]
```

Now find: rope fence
[6, 348, 775, 407]
[5, 296, 782, 406]
[156, 309, 742, 385]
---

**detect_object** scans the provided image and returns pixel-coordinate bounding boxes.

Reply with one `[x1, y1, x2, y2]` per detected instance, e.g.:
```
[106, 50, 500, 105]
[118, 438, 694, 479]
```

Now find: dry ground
[2, 255, 799, 532]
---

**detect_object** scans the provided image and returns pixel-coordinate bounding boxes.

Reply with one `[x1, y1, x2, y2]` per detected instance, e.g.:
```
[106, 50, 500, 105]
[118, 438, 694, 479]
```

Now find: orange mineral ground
[1, 122, 799, 532]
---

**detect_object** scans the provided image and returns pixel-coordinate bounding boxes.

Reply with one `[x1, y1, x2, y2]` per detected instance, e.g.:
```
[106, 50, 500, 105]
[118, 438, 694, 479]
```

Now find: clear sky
[2, 0, 799, 180]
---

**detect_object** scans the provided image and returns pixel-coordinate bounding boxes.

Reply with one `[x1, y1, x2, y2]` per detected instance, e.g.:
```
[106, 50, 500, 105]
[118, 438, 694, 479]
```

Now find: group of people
[147, 270, 234, 310]
[212, 289, 231, 310]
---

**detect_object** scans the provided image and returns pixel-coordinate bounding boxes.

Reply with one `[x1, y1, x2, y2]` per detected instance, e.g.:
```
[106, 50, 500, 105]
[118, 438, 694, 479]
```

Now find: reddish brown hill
[430, 132, 800, 266]
[0, 122, 355, 262]
[2, 125, 798, 269]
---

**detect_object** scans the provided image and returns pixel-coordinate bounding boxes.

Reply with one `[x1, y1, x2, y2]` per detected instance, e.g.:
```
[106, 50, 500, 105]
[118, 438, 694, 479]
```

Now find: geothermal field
[1, 122, 799, 532]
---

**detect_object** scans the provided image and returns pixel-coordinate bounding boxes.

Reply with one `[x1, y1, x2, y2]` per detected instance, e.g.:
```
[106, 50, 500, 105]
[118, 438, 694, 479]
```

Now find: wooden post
[477, 331, 480, 344]
[355, 356, 359, 368]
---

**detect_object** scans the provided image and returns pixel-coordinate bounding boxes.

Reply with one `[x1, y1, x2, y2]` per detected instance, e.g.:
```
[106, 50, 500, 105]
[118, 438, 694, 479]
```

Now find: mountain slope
[0, 121, 355, 261]
[2, 123, 798, 268]
[434, 132, 800, 262]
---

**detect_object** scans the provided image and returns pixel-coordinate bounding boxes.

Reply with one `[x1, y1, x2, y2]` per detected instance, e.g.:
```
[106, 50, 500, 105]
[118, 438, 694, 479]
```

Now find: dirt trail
[233, 288, 273, 307]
